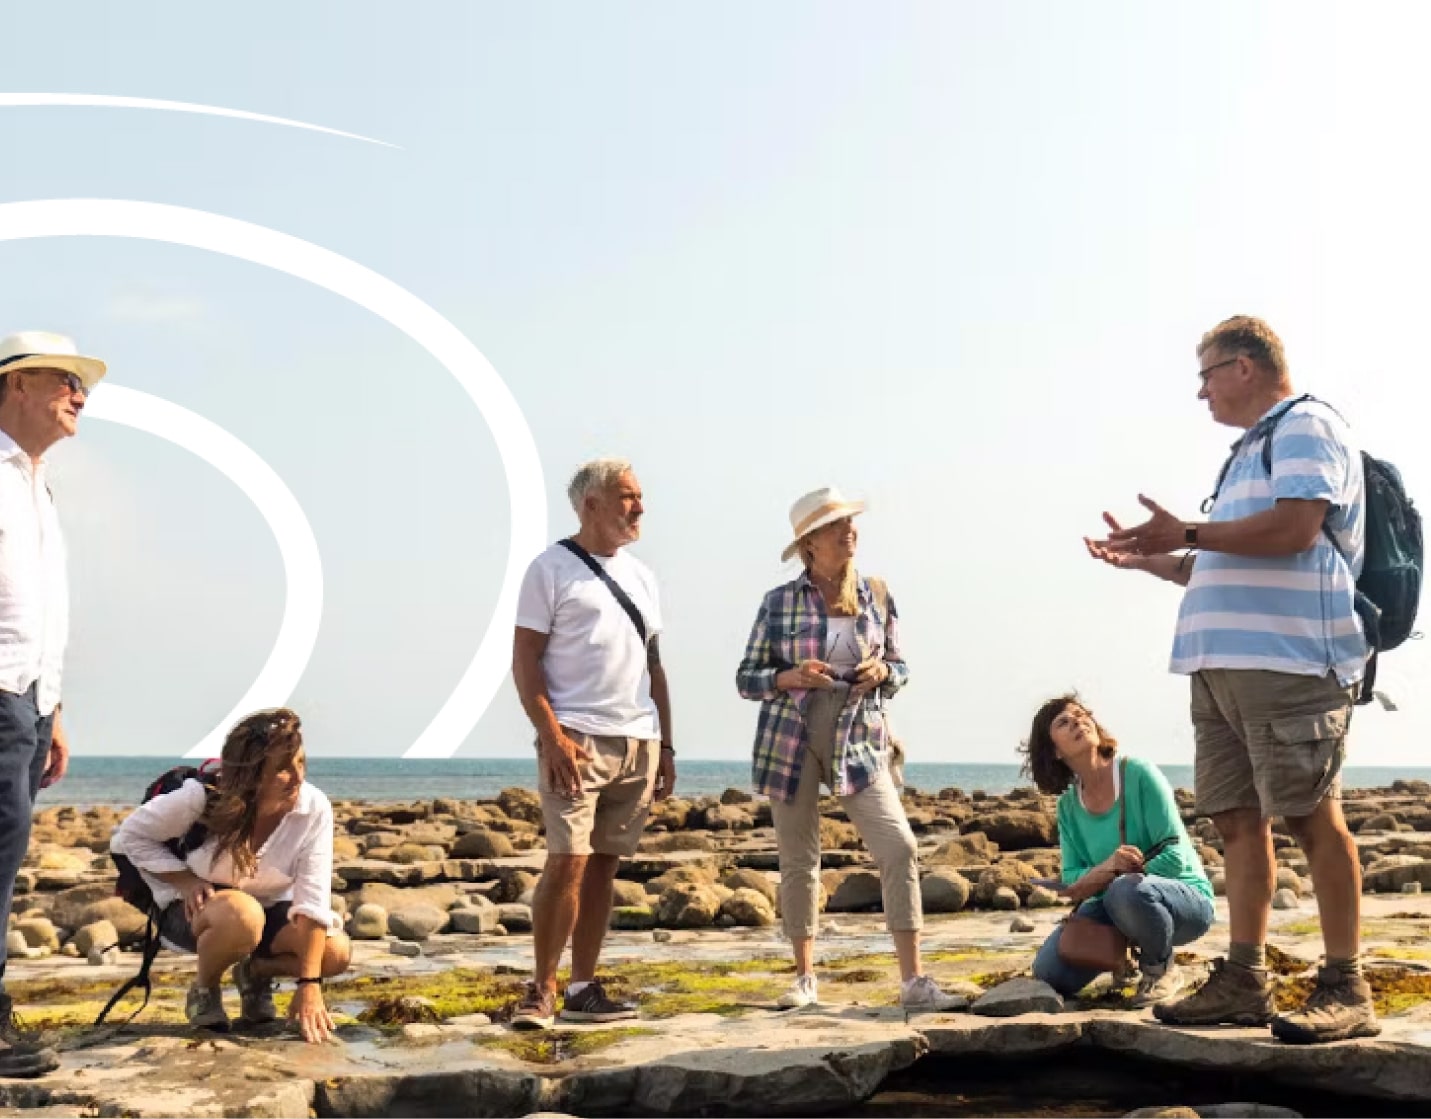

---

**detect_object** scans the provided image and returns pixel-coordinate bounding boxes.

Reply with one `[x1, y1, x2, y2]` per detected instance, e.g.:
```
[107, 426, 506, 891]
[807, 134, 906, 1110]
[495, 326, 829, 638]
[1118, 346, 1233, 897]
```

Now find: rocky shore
[3, 779, 1431, 1116]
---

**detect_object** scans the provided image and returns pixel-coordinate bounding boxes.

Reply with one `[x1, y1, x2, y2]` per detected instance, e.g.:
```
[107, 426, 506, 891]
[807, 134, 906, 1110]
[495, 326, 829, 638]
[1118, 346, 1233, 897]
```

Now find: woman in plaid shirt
[737, 487, 963, 1013]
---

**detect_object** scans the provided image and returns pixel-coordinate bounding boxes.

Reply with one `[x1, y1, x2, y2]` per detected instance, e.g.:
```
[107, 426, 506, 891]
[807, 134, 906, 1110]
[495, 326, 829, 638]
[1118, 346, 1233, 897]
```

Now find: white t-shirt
[515, 542, 663, 740]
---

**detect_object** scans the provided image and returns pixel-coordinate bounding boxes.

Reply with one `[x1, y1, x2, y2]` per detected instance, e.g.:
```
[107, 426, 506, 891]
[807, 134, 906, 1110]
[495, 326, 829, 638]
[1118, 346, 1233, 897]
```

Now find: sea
[33, 756, 1431, 808]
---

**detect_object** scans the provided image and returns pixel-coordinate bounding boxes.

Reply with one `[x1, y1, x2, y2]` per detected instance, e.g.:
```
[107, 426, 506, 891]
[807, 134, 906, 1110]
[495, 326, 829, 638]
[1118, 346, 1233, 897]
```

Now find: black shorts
[158, 898, 292, 957]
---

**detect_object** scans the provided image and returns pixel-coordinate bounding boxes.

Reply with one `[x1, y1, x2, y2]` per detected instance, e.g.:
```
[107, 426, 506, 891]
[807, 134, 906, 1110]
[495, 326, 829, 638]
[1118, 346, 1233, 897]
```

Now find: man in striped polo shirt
[1088, 316, 1375, 1045]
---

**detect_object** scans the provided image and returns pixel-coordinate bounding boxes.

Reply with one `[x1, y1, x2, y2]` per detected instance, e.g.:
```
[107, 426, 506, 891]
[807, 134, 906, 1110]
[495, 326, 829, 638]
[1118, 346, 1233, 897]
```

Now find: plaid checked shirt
[736, 571, 909, 802]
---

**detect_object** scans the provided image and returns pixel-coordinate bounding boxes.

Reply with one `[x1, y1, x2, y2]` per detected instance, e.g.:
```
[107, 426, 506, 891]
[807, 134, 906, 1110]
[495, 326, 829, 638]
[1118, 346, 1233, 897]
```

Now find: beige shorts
[1191, 668, 1355, 819]
[538, 729, 660, 857]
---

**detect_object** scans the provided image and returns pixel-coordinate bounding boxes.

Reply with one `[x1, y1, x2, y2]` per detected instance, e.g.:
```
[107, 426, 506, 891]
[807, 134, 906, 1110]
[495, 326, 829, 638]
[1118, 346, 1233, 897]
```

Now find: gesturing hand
[1085, 513, 1152, 571]
[776, 660, 835, 691]
[1102, 496, 1187, 558]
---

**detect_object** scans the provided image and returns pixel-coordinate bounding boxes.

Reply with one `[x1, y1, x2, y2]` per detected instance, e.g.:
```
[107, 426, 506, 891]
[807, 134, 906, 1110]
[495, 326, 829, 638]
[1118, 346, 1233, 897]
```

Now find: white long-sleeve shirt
[110, 778, 340, 931]
[0, 430, 68, 715]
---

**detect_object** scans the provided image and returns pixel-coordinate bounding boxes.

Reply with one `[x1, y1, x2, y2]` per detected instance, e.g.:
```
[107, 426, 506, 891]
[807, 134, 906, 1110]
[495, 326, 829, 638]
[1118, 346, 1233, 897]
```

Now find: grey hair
[567, 457, 634, 514]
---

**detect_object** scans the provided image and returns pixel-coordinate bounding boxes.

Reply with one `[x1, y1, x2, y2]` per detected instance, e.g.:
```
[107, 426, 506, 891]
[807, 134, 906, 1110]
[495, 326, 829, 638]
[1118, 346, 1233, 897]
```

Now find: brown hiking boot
[510, 982, 556, 1031]
[1270, 966, 1381, 1044]
[1152, 958, 1274, 1027]
[0, 996, 58, 1079]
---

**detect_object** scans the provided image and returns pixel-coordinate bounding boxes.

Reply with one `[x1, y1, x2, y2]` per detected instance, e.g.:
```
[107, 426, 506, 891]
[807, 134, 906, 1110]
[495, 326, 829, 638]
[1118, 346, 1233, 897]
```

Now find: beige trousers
[769, 688, 922, 939]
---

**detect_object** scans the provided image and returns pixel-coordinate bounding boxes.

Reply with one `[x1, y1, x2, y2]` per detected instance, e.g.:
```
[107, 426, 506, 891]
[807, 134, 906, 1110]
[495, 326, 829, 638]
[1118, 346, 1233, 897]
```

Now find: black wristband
[660, 744, 675, 756]
[296, 976, 323, 986]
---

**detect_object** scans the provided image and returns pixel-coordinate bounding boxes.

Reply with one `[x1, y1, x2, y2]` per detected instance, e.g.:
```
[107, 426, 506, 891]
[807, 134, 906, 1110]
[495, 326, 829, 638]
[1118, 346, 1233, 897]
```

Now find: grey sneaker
[1152, 958, 1274, 1026]
[1128, 962, 1185, 1009]
[900, 975, 967, 1013]
[233, 957, 278, 1024]
[1271, 966, 1381, 1044]
[559, 981, 637, 1023]
[185, 983, 230, 1032]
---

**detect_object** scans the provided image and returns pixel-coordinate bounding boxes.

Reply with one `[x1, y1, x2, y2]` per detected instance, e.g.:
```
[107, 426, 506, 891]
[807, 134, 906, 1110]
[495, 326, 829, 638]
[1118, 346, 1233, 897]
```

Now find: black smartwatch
[1184, 525, 1199, 548]
[296, 976, 323, 986]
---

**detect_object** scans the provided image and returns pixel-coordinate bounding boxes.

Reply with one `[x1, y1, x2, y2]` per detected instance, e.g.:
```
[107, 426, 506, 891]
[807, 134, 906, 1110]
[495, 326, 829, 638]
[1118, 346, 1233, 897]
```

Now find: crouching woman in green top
[1023, 694, 1214, 1007]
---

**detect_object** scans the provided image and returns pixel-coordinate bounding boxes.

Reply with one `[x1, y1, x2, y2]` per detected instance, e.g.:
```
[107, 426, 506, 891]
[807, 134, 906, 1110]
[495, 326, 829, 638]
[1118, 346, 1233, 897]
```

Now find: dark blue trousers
[0, 684, 53, 989]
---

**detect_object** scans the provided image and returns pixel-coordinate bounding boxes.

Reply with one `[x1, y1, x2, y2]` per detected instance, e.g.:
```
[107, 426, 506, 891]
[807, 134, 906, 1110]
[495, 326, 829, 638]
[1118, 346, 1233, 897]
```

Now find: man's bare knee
[539, 854, 589, 893]
[1212, 807, 1268, 844]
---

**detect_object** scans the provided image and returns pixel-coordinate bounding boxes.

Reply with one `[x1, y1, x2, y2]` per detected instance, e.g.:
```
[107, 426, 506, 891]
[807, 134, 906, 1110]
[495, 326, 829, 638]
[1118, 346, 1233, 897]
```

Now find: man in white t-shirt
[509, 458, 675, 1030]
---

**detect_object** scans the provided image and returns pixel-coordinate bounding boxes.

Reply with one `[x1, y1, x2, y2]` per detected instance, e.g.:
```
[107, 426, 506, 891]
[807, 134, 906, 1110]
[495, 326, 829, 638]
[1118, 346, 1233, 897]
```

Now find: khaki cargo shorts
[1190, 668, 1356, 819]
[538, 729, 660, 857]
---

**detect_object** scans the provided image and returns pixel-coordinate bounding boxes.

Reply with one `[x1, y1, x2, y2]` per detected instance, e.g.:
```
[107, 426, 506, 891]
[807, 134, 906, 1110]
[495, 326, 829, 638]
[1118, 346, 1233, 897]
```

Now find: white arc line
[0, 198, 546, 760]
[83, 385, 325, 759]
[0, 93, 397, 148]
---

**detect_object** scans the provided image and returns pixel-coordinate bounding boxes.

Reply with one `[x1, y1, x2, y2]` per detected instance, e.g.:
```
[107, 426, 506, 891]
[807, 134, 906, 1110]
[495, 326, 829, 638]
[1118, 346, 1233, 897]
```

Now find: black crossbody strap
[1117, 757, 1128, 846]
[557, 539, 647, 644]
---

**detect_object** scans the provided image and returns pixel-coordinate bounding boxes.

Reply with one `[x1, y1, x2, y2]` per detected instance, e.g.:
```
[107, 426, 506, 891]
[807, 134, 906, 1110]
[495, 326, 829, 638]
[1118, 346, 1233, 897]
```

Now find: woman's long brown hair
[202, 708, 303, 880]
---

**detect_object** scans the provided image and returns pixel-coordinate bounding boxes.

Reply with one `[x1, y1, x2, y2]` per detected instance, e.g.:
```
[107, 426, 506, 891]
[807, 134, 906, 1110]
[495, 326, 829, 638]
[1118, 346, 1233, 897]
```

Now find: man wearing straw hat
[0, 331, 106, 1077]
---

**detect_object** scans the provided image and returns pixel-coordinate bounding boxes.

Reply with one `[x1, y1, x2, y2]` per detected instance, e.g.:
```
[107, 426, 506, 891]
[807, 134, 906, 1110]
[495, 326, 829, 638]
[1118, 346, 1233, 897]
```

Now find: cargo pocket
[1267, 708, 1349, 813]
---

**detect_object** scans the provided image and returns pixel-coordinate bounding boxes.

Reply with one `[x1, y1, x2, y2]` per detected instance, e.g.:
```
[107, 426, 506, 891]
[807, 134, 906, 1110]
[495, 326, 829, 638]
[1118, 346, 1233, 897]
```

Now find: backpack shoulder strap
[93, 911, 164, 1027]
[557, 538, 647, 644]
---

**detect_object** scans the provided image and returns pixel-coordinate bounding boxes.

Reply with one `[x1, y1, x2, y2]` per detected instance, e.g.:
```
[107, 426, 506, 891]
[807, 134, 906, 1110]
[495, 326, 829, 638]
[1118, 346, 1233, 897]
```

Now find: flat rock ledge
[0, 1009, 1427, 1118]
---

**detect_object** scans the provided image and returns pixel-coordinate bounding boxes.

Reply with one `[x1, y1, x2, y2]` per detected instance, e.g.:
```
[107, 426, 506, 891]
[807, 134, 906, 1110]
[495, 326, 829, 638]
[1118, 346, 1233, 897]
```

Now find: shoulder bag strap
[1118, 757, 1128, 846]
[557, 539, 647, 644]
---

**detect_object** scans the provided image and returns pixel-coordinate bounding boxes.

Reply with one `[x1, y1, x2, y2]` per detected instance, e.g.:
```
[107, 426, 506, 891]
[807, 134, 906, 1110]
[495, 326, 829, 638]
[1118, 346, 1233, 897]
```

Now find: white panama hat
[780, 485, 866, 563]
[0, 331, 107, 392]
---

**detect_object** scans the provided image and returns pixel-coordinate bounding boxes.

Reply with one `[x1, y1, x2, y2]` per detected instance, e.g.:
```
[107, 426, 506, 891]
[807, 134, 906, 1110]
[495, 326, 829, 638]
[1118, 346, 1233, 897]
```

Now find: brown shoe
[1270, 966, 1381, 1044]
[1152, 958, 1275, 1027]
[510, 982, 556, 1031]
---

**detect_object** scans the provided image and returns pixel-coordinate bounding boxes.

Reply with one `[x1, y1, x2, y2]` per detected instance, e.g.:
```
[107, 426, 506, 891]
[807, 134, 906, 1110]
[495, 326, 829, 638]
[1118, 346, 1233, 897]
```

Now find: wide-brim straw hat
[0, 331, 107, 391]
[780, 485, 866, 563]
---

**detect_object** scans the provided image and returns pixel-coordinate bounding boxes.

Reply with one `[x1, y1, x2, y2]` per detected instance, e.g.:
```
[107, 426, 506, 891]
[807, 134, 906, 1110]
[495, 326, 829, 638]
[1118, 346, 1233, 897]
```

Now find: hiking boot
[559, 981, 638, 1023]
[777, 973, 819, 1010]
[0, 996, 58, 1079]
[900, 975, 967, 1013]
[1152, 958, 1274, 1026]
[1128, 962, 1186, 1009]
[510, 983, 556, 1031]
[232, 957, 278, 1024]
[185, 983, 230, 1032]
[1270, 965, 1381, 1044]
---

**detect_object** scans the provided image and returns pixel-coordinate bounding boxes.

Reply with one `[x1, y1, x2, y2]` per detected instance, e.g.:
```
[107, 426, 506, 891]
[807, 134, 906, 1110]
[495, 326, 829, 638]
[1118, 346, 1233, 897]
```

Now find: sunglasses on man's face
[25, 369, 88, 398]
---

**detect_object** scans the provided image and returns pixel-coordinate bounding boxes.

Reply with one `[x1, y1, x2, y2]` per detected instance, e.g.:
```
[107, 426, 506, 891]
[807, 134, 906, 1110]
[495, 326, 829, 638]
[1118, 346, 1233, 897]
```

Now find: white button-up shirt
[0, 429, 67, 715]
[110, 778, 340, 931]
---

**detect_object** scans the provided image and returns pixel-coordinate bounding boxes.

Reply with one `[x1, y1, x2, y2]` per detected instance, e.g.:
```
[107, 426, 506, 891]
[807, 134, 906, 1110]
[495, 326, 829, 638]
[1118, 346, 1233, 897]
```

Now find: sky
[0, 2, 1428, 766]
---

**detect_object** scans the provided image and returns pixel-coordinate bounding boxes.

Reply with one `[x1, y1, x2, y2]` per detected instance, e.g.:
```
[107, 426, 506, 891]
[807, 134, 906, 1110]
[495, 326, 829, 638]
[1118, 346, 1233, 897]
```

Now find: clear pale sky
[0, 2, 1426, 765]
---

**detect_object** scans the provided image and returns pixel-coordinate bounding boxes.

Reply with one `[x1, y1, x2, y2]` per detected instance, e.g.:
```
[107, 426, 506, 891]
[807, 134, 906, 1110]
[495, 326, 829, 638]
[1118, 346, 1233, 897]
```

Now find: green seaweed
[478, 1027, 656, 1064]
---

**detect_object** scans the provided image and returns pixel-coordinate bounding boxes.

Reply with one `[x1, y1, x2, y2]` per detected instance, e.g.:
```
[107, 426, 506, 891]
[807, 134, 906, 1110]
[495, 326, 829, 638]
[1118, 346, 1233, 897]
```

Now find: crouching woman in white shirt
[110, 708, 350, 1043]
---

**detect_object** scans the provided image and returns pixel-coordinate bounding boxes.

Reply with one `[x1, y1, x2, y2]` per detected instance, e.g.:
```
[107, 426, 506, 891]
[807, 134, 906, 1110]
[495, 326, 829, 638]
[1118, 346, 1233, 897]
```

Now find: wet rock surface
[4, 784, 1431, 1115]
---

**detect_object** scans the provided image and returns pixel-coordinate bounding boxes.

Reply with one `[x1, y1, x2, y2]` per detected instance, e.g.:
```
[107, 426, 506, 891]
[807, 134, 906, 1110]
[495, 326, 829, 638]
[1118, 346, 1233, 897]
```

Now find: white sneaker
[1128, 962, 1185, 1009]
[900, 975, 967, 1013]
[777, 973, 819, 1009]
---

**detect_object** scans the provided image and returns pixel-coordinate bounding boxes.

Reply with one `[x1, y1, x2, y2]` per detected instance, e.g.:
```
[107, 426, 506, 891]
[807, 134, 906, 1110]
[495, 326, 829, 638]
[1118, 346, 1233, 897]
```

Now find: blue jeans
[1033, 873, 1215, 996]
[0, 684, 54, 989]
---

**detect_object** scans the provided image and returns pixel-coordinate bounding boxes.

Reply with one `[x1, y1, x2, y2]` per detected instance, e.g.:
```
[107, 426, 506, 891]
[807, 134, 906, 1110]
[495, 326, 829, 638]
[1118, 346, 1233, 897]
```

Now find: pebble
[1403, 882, 1423, 895]
[1009, 916, 1036, 933]
[390, 939, 424, 957]
[1271, 887, 1299, 910]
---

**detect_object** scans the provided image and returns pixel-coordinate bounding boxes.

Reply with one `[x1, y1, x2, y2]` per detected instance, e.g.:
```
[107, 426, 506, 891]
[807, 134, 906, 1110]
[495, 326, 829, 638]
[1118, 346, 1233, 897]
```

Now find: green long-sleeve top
[1057, 755, 1213, 901]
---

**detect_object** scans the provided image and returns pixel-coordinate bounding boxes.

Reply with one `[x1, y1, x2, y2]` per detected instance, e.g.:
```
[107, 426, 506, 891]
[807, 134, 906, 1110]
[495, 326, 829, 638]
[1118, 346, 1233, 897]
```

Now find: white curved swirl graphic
[0, 94, 396, 147]
[0, 199, 546, 759]
[83, 385, 325, 759]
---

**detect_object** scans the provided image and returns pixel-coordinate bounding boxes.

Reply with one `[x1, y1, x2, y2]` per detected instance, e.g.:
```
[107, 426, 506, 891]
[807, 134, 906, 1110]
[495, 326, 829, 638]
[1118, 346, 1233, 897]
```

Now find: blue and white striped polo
[1171, 398, 1368, 686]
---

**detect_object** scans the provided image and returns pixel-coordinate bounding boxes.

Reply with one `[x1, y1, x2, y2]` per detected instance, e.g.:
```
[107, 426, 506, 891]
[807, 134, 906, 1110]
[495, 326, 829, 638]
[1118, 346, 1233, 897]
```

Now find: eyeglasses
[1197, 358, 1239, 384]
